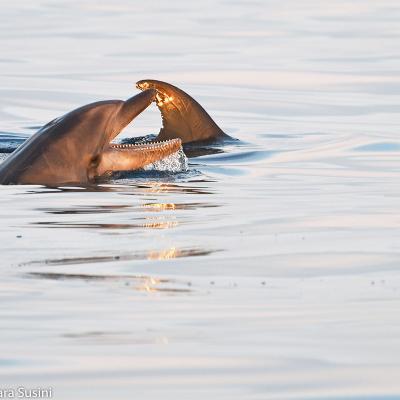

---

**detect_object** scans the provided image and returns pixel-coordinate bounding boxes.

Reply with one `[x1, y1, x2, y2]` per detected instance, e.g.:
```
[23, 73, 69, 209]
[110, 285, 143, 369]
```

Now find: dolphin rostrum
[136, 80, 231, 144]
[0, 89, 182, 185]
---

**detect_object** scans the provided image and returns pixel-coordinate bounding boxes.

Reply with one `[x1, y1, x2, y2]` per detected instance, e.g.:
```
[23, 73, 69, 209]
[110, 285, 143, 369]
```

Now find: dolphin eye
[90, 154, 101, 168]
[88, 154, 102, 181]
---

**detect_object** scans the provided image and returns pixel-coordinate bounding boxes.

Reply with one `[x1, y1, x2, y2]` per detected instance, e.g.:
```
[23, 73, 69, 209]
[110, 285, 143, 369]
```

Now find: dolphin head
[0, 89, 182, 185]
[136, 79, 228, 144]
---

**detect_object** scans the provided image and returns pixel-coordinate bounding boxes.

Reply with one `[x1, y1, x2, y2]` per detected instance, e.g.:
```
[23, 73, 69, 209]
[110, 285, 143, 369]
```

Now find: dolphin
[0, 89, 182, 185]
[136, 79, 232, 144]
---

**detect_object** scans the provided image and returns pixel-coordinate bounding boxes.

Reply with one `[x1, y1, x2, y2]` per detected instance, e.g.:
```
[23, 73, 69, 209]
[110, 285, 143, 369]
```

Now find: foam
[143, 148, 188, 173]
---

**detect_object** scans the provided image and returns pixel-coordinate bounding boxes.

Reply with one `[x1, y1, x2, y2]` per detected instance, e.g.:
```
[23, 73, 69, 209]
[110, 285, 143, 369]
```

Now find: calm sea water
[1, 1, 400, 399]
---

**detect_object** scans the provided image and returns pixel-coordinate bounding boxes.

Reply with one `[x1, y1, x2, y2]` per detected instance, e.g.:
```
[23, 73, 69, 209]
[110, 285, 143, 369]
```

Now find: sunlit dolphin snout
[110, 88, 157, 141]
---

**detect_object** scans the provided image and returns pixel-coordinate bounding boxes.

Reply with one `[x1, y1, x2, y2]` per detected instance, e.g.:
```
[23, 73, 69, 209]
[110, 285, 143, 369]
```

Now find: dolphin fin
[136, 80, 230, 144]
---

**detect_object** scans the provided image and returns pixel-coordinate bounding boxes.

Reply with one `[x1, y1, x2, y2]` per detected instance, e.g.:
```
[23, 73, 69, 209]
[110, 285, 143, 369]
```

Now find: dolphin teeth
[110, 138, 180, 151]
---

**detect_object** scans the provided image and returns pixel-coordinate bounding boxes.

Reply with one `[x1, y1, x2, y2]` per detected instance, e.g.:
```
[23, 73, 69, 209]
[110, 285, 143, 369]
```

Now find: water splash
[143, 148, 188, 173]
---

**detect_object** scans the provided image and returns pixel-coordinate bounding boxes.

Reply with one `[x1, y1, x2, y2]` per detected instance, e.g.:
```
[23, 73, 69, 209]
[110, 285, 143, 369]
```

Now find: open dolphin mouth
[94, 89, 183, 178]
[97, 138, 182, 177]
[107, 88, 182, 163]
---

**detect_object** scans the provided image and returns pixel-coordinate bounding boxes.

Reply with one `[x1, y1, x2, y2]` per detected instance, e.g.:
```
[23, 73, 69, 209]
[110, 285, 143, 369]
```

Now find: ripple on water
[194, 149, 276, 164]
[354, 142, 400, 152]
[26, 273, 194, 294]
[13, 180, 216, 195]
[36, 201, 219, 215]
[0, 131, 28, 153]
[21, 247, 221, 266]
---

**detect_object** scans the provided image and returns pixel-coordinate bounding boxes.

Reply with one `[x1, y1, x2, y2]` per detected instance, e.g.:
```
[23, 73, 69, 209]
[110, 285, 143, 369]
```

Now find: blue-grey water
[1, 1, 400, 399]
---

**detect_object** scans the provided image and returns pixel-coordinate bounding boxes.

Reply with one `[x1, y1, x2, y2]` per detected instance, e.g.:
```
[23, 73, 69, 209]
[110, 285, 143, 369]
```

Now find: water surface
[1, 1, 400, 399]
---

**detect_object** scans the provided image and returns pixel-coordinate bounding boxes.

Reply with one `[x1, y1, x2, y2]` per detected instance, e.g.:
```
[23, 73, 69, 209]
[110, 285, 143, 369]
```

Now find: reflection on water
[33, 219, 179, 230]
[22, 247, 219, 266]
[125, 181, 215, 195]
[136, 277, 192, 293]
[17, 181, 216, 195]
[37, 204, 132, 215]
[141, 202, 219, 211]
[37, 201, 219, 215]
[27, 272, 193, 294]
[147, 246, 199, 260]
